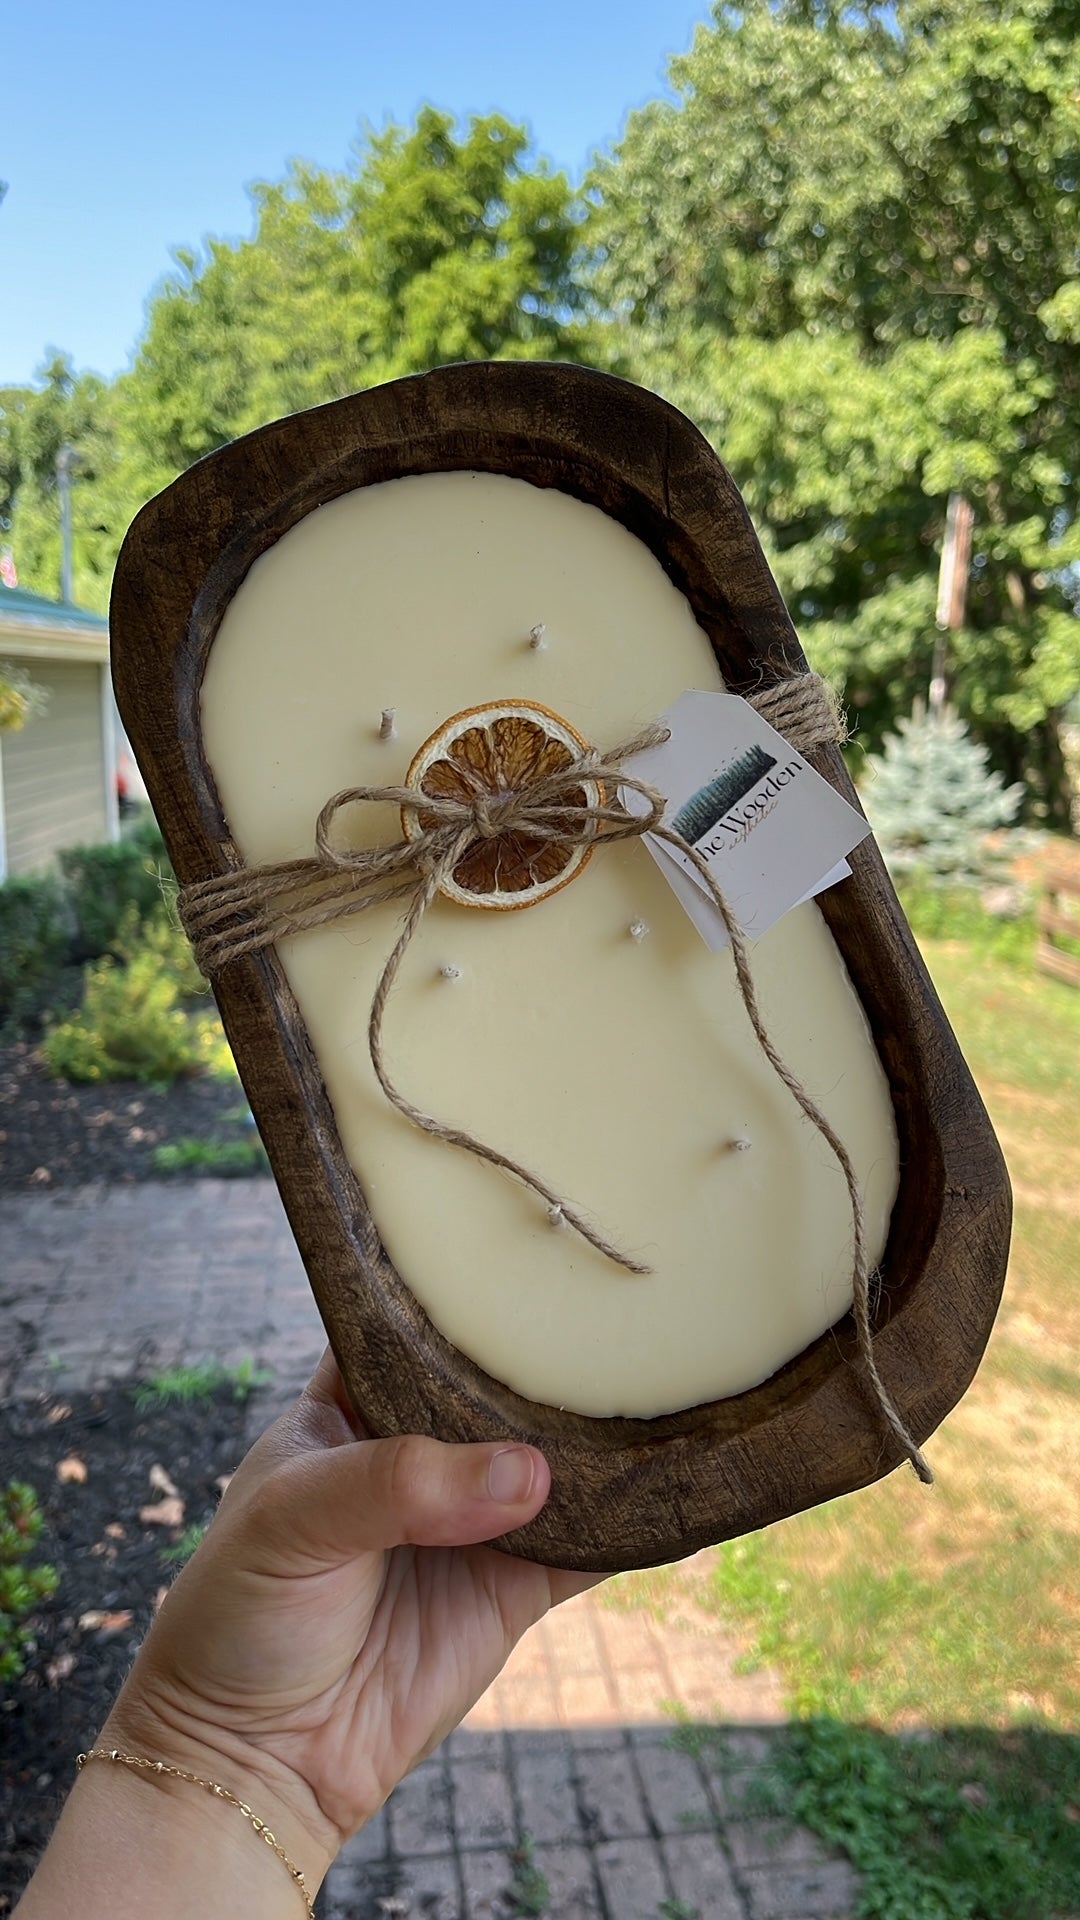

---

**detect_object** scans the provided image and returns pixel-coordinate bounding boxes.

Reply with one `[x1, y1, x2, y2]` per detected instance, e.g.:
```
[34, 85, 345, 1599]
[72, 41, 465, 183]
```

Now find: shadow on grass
[670, 1714, 1080, 1920]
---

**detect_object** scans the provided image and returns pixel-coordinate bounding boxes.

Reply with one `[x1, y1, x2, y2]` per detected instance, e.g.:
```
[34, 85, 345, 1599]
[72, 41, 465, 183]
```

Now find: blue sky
[1, 0, 708, 389]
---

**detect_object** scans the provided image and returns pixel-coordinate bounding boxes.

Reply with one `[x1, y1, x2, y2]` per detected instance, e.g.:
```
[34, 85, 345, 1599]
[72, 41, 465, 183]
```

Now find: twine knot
[472, 791, 516, 838]
[307, 726, 668, 907]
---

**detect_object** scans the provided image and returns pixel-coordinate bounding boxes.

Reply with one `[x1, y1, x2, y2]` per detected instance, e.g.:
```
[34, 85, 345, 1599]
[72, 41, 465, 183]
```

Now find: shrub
[41, 897, 227, 1085]
[59, 814, 172, 957]
[114, 902, 205, 1000]
[0, 1482, 59, 1682]
[863, 705, 1024, 887]
[0, 817, 197, 1040]
[42, 943, 202, 1084]
[0, 873, 71, 1035]
[0, 661, 49, 734]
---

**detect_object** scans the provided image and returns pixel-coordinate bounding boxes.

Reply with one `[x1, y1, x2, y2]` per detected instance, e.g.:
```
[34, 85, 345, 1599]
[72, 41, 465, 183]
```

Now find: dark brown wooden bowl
[110, 362, 1011, 1572]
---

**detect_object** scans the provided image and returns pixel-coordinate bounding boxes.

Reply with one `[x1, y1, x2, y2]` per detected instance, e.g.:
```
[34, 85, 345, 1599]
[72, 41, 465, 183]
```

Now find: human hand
[91, 1350, 591, 1891]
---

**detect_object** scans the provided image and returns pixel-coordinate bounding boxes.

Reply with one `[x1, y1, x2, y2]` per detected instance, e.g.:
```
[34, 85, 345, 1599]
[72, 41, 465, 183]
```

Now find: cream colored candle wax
[201, 471, 898, 1419]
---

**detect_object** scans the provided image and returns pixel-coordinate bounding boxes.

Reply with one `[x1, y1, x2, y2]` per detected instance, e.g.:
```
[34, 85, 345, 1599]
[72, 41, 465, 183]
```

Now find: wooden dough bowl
[110, 362, 1011, 1572]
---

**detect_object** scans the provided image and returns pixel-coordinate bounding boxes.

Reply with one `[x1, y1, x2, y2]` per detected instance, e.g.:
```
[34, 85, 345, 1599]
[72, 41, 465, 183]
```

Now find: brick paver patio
[0, 1180, 859, 1918]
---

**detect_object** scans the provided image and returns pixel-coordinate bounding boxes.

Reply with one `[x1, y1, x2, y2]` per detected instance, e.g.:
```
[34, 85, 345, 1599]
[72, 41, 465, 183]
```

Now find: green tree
[0, 355, 125, 614]
[3, 112, 601, 618]
[863, 703, 1024, 884]
[593, 0, 1080, 822]
[124, 109, 601, 478]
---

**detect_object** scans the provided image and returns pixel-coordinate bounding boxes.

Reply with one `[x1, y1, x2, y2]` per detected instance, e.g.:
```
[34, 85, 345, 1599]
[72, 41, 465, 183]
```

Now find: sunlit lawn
[609, 939, 1080, 1733]
[603, 936, 1080, 1911]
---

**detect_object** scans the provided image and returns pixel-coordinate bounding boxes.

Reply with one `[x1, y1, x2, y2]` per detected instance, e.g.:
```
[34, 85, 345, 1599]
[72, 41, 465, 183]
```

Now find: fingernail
[487, 1447, 536, 1504]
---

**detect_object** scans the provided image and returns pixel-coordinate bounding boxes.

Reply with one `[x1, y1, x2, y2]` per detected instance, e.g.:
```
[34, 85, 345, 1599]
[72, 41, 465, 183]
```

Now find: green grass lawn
[713, 941, 1080, 1733]
[607, 936, 1080, 1917]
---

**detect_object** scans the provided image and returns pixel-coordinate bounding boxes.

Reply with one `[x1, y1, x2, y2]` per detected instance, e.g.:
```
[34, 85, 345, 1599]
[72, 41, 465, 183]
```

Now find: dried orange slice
[403, 700, 602, 909]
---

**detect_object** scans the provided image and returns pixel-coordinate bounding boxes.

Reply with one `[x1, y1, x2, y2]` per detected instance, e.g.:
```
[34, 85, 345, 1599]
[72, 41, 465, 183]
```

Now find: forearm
[14, 1702, 333, 1920]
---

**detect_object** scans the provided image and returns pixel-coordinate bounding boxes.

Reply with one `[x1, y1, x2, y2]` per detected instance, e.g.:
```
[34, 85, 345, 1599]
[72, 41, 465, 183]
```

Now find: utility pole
[932, 492, 974, 716]
[56, 444, 76, 603]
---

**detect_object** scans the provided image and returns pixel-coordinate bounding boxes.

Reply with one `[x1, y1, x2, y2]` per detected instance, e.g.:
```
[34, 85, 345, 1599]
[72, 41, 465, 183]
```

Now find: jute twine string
[178, 672, 931, 1481]
[648, 822, 931, 1483]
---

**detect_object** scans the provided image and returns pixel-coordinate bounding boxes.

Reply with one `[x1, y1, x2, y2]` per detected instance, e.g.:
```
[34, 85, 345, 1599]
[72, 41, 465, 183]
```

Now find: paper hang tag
[621, 691, 871, 952]
[646, 840, 854, 953]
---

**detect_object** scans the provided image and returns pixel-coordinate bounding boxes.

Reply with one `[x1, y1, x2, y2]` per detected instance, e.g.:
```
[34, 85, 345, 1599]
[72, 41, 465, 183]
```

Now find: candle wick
[379, 707, 397, 741]
[728, 1136, 752, 1152]
[528, 623, 547, 651]
[176, 673, 934, 1482]
[629, 919, 650, 942]
[439, 963, 463, 981]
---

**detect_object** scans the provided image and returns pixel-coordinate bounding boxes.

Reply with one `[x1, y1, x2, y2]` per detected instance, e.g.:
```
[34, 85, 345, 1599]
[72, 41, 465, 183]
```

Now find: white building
[0, 586, 120, 880]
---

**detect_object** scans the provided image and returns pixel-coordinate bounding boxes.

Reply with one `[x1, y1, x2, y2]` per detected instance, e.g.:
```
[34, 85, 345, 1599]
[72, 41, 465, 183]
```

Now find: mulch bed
[0, 1044, 258, 1191]
[0, 1382, 251, 1909]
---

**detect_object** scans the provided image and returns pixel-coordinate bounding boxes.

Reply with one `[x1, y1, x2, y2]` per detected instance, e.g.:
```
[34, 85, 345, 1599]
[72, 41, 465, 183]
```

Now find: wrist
[17, 1736, 324, 1920]
[101, 1681, 342, 1876]
[97, 1679, 339, 1894]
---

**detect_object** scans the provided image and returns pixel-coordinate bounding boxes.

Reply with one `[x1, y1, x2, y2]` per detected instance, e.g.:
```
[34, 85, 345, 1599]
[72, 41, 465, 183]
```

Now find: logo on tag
[673, 744, 803, 852]
[622, 692, 871, 952]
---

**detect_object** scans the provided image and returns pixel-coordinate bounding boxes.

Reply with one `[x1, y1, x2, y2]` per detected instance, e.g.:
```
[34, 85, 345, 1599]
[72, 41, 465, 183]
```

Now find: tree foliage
[123, 109, 599, 479]
[593, 0, 1080, 820]
[863, 703, 1024, 885]
[0, 356, 123, 612]
[3, 35, 1079, 820]
[4, 113, 599, 614]
[0, 1481, 58, 1683]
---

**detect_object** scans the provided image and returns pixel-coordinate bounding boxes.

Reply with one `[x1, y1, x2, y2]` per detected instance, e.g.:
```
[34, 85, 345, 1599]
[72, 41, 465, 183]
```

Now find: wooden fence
[1037, 869, 1080, 989]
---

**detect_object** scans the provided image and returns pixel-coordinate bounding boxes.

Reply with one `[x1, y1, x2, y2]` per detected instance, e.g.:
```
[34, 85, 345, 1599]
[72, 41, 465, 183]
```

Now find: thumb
[242, 1433, 553, 1571]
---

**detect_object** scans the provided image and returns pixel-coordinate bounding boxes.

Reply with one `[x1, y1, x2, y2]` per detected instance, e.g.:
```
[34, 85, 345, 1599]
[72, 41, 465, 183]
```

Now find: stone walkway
[0, 1181, 859, 1918]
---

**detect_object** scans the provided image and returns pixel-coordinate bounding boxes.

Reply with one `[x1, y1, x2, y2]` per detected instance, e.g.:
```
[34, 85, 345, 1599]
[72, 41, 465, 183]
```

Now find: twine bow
[178, 675, 931, 1481]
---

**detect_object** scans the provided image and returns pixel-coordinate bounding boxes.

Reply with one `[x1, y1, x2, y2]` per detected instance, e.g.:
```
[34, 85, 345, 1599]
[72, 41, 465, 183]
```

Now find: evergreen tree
[863, 705, 1023, 885]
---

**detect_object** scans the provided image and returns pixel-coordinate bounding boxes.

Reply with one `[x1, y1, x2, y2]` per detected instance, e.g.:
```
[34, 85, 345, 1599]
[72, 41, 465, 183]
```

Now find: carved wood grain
[110, 363, 1011, 1571]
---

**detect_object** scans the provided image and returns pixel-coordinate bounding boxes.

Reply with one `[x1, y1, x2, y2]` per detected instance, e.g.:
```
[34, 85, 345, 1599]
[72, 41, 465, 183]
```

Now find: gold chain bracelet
[76, 1747, 316, 1917]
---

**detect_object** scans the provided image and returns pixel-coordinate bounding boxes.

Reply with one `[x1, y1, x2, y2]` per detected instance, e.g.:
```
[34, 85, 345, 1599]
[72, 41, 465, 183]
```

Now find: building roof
[0, 584, 109, 663]
[0, 585, 108, 634]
